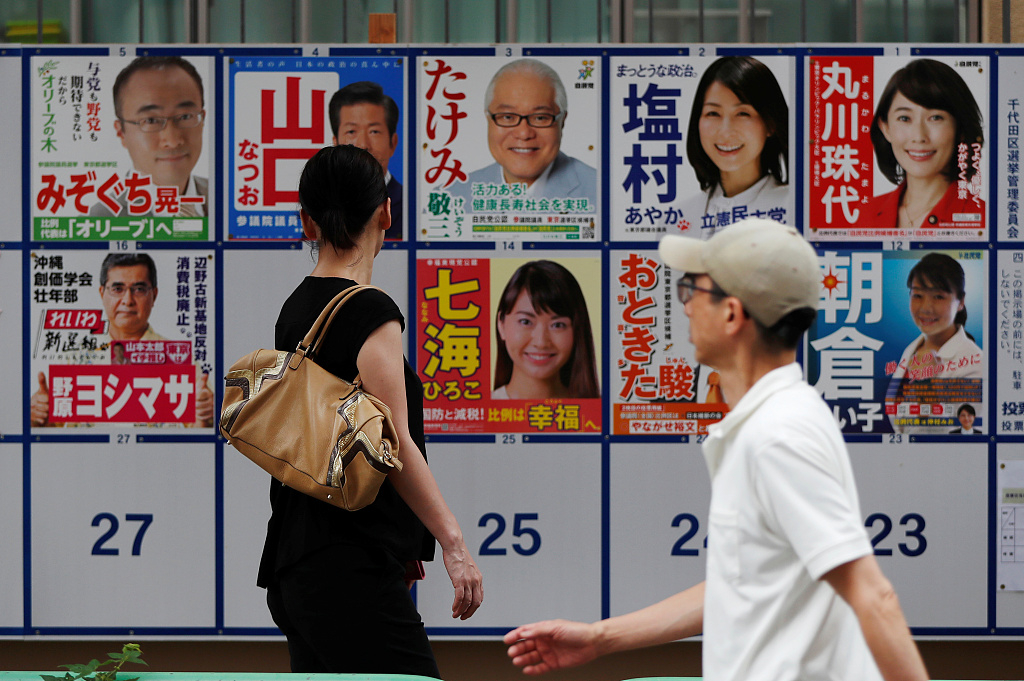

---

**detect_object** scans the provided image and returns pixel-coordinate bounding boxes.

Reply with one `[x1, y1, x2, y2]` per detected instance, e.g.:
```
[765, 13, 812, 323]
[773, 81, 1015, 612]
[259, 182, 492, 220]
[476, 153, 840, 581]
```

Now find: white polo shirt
[701, 363, 881, 681]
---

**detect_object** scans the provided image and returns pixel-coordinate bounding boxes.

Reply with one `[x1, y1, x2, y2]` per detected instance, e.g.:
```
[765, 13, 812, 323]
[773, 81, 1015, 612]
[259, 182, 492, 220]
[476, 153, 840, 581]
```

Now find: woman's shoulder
[859, 184, 903, 227]
[278, 278, 402, 329]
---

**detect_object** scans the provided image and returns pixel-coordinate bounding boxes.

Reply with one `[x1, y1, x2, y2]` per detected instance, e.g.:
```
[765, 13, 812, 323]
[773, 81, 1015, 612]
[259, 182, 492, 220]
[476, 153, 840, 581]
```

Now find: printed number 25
[478, 512, 541, 556]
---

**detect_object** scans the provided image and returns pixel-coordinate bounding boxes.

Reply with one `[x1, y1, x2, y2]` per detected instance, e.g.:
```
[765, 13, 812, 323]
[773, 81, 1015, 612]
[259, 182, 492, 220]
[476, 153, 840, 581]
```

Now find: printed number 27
[91, 513, 154, 556]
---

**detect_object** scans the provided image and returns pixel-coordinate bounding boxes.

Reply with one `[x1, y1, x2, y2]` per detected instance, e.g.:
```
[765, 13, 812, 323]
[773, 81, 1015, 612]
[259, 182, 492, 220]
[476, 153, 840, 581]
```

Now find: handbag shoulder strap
[295, 284, 383, 361]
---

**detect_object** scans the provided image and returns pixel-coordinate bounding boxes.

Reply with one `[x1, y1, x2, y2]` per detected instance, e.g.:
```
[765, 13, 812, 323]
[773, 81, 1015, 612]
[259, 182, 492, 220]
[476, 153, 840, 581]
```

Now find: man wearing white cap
[505, 219, 927, 681]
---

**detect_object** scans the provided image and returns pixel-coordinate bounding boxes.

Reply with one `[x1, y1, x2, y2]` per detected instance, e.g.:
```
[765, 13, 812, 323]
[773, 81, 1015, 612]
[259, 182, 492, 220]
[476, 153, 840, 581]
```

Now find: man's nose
[351, 130, 370, 149]
[158, 122, 186, 147]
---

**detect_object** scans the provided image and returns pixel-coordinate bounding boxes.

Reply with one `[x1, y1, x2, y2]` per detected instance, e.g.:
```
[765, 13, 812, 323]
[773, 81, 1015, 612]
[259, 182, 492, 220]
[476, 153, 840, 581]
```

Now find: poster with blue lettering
[417, 52, 600, 241]
[999, 58, 1023, 242]
[609, 53, 794, 241]
[995, 251, 1024, 434]
[226, 52, 405, 240]
[808, 248, 987, 435]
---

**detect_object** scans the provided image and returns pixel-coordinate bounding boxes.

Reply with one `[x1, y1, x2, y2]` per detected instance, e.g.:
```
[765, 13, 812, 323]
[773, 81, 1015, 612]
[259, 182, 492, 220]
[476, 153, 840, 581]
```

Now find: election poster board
[416, 50, 601, 242]
[3, 42, 1022, 644]
[225, 50, 407, 241]
[30, 50, 215, 243]
[808, 53, 989, 242]
[28, 248, 216, 431]
[807, 248, 987, 435]
[609, 53, 795, 240]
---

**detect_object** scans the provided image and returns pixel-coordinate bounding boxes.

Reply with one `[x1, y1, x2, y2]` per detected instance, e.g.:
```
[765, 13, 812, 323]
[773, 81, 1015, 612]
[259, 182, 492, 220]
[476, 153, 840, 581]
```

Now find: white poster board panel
[996, 444, 1024, 628]
[0, 250, 22, 434]
[850, 442, 988, 628]
[222, 443, 277, 630]
[0, 52, 21, 242]
[30, 442, 215, 628]
[417, 441, 602, 630]
[0, 443, 24, 629]
[221, 246, 409, 630]
[608, 441, 709, 617]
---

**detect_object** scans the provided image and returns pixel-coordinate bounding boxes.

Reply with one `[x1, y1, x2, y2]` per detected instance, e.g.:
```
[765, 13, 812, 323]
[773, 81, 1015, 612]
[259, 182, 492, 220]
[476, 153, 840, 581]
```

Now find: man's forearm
[593, 581, 705, 656]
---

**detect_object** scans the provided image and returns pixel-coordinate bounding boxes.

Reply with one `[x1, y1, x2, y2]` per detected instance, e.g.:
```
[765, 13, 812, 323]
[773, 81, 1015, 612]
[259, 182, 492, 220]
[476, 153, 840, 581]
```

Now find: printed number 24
[478, 512, 541, 556]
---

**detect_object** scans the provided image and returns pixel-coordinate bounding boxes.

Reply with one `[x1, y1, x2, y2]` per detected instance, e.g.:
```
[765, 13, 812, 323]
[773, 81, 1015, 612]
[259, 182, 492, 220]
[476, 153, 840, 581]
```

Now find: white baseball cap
[658, 218, 821, 327]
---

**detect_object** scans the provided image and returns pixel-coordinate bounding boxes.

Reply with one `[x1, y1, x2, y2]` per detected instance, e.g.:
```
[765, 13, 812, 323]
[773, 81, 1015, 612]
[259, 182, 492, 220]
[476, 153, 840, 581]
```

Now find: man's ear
[114, 118, 126, 145]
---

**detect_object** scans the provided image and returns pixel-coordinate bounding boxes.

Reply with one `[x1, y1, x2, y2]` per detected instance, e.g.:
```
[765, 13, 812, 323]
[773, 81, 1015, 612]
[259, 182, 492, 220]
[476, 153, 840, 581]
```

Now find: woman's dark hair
[907, 252, 969, 330]
[494, 260, 599, 398]
[686, 56, 789, 192]
[870, 59, 984, 185]
[298, 145, 387, 251]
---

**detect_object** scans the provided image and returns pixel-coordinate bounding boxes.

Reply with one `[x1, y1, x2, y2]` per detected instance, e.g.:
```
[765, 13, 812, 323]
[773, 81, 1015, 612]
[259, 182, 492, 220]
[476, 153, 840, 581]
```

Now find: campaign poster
[609, 54, 794, 241]
[808, 248, 987, 435]
[611, 249, 728, 435]
[996, 251, 1024, 434]
[808, 55, 989, 241]
[30, 51, 214, 242]
[29, 249, 216, 429]
[416, 252, 602, 434]
[999, 57, 1024, 242]
[226, 52, 406, 240]
[417, 52, 600, 241]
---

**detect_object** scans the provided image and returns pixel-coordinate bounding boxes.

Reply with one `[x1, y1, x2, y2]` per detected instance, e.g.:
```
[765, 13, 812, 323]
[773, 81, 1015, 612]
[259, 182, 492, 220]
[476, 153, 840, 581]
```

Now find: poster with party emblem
[417, 51, 600, 241]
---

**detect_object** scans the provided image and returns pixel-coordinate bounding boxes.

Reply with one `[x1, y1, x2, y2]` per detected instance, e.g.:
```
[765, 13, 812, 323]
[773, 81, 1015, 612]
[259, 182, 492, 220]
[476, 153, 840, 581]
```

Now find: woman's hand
[442, 539, 483, 619]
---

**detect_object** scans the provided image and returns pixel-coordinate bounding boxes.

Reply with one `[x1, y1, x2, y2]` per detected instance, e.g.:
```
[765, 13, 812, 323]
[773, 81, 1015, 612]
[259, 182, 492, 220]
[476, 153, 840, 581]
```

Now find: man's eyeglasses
[676, 276, 725, 304]
[488, 111, 565, 128]
[104, 283, 154, 297]
[119, 111, 204, 133]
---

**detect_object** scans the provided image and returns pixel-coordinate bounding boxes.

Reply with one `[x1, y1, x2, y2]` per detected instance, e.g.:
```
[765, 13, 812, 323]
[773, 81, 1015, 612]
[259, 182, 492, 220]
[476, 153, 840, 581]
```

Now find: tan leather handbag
[220, 285, 402, 511]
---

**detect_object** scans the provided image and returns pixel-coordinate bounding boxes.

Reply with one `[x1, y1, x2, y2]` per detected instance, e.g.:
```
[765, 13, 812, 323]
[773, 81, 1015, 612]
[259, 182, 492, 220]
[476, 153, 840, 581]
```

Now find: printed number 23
[478, 512, 541, 556]
[91, 513, 154, 556]
[865, 512, 926, 557]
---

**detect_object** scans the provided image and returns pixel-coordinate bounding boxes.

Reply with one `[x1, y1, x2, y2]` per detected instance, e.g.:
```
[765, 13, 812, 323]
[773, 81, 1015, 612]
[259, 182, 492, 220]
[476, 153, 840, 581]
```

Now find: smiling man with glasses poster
[89, 56, 208, 219]
[459, 58, 596, 203]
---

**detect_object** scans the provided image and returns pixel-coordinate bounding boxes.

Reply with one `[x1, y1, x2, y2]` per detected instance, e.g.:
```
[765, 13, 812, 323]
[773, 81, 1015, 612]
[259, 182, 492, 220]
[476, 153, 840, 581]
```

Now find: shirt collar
[702, 363, 804, 478]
